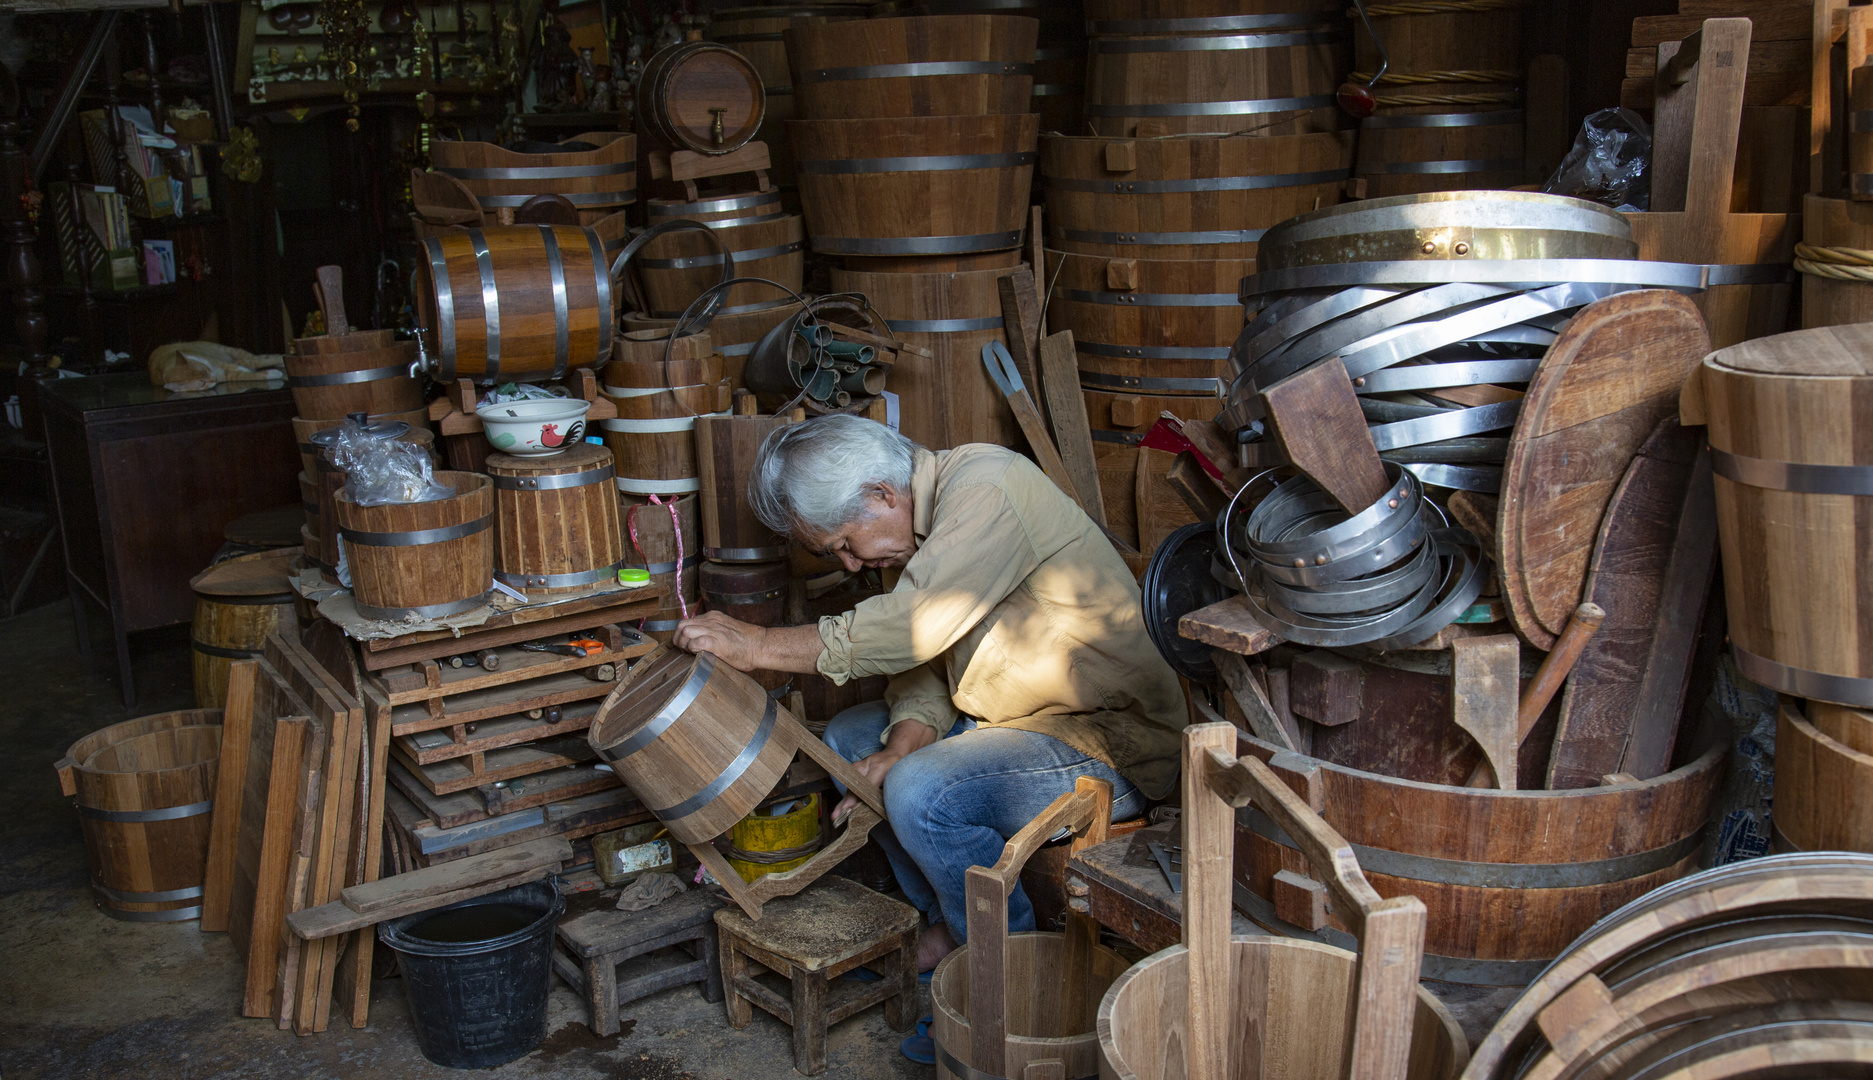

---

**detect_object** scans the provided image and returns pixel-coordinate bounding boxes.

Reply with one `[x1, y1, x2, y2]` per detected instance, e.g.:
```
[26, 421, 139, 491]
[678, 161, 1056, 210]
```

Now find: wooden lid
[485, 441, 612, 474]
[1708, 324, 1873, 377]
[191, 548, 302, 596]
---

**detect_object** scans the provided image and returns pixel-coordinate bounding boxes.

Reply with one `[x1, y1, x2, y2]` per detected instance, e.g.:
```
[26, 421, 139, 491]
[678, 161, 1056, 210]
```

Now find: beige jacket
[815, 444, 1188, 799]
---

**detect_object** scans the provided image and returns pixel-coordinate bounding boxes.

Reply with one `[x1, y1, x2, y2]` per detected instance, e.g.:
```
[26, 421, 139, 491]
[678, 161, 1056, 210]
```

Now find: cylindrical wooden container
[621, 493, 703, 639]
[932, 933, 1130, 1080]
[1774, 699, 1873, 853]
[284, 339, 424, 421]
[784, 14, 1038, 119]
[1045, 251, 1247, 399]
[589, 646, 805, 844]
[638, 42, 766, 156]
[485, 444, 626, 595]
[898, 0, 1087, 136]
[828, 264, 1022, 449]
[1801, 194, 1873, 328]
[1353, 109, 1526, 199]
[707, 4, 875, 188]
[633, 209, 805, 319]
[1040, 131, 1352, 259]
[332, 471, 494, 621]
[292, 407, 430, 479]
[600, 335, 733, 500]
[700, 559, 793, 693]
[415, 224, 614, 384]
[624, 306, 801, 392]
[1695, 324, 1873, 706]
[429, 132, 637, 224]
[1082, 0, 1349, 138]
[788, 112, 1039, 258]
[54, 710, 223, 922]
[190, 550, 300, 709]
[310, 420, 437, 572]
[695, 413, 792, 562]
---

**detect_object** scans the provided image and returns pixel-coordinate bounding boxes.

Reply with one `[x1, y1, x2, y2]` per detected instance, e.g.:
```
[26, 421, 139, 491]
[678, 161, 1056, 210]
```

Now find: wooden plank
[1182, 722, 1237, 1080]
[1450, 635, 1522, 791]
[233, 696, 311, 1019]
[342, 836, 572, 915]
[1625, 36, 1806, 79]
[1261, 356, 1391, 515]
[1213, 651, 1295, 750]
[387, 668, 622, 737]
[477, 763, 623, 816]
[1165, 450, 1228, 522]
[1651, 21, 1754, 224]
[1179, 597, 1280, 656]
[388, 760, 492, 829]
[200, 659, 258, 933]
[393, 700, 601, 764]
[999, 269, 1048, 433]
[1633, 7, 1811, 49]
[1037, 330, 1106, 528]
[358, 592, 662, 670]
[290, 867, 553, 939]
[376, 637, 650, 706]
[392, 734, 596, 796]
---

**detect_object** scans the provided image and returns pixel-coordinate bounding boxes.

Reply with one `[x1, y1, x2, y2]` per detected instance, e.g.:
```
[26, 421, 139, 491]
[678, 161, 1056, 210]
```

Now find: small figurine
[590, 64, 614, 113]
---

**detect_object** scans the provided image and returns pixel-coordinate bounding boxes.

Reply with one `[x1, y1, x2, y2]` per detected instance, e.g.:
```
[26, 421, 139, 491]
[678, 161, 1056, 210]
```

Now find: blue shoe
[900, 1016, 935, 1065]
[919, 968, 935, 985]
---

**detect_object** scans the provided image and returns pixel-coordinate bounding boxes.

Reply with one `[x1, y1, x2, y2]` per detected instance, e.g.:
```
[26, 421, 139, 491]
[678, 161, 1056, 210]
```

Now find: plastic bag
[1543, 108, 1653, 212]
[480, 382, 571, 406]
[327, 416, 452, 505]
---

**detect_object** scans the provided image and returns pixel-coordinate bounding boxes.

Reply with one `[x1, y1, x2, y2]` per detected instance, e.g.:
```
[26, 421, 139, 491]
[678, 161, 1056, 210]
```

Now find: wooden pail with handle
[1099, 722, 1468, 1080]
[931, 777, 1130, 1080]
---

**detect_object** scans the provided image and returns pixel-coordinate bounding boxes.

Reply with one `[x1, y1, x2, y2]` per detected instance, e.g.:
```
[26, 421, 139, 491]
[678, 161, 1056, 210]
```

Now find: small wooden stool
[714, 875, 920, 1075]
[552, 888, 726, 1036]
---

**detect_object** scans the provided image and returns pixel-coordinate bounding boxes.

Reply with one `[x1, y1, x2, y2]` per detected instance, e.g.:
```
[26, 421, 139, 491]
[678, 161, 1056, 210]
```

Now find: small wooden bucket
[190, 549, 300, 709]
[486, 443, 627, 595]
[310, 421, 437, 571]
[638, 42, 766, 155]
[332, 471, 494, 621]
[430, 132, 637, 224]
[624, 305, 802, 391]
[415, 224, 615, 384]
[55, 710, 224, 922]
[1045, 251, 1246, 400]
[292, 407, 431, 479]
[283, 338, 424, 421]
[1775, 699, 1873, 853]
[783, 14, 1038, 119]
[601, 334, 734, 501]
[633, 209, 805, 319]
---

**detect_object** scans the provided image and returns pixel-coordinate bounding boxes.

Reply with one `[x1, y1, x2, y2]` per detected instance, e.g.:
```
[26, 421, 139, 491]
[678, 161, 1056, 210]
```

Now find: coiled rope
[1794, 241, 1873, 281]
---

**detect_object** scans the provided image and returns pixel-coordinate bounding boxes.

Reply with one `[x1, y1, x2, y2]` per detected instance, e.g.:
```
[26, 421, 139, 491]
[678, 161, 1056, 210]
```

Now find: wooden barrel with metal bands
[486, 444, 628, 593]
[333, 471, 494, 620]
[417, 224, 613, 384]
[430, 132, 637, 220]
[783, 14, 1037, 119]
[1354, 110, 1526, 200]
[638, 41, 766, 156]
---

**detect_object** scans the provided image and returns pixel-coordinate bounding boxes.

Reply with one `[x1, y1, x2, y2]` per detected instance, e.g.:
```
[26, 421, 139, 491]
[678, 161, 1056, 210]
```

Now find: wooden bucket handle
[962, 775, 1113, 1077]
[1182, 722, 1426, 1080]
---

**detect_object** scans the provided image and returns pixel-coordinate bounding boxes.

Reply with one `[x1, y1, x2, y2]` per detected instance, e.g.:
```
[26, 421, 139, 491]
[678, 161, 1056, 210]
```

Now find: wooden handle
[1262, 357, 1393, 515]
[54, 756, 78, 797]
[1518, 602, 1606, 740]
[316, 265, 348, 335]
[1451, 634, 1522, 791]
[1006, 389, 1084, 507]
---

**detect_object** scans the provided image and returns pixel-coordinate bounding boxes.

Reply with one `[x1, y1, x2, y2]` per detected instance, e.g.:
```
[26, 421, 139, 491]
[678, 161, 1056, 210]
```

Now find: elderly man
[673, 414, 1186, 972]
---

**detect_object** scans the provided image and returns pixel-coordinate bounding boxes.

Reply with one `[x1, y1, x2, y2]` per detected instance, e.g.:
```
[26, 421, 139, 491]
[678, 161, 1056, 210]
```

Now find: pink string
[628, 496, 691, 621]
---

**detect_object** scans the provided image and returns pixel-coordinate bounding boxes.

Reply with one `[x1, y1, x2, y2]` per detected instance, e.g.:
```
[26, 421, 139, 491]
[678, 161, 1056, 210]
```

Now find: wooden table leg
[791, 967, 829, 1075]
[698, 925, 724, 1004]
[721, 931, 752, 1029]
[67, 570, 89, 653]
[587, 953, 619, 1037]
[884, 933, 915, 1031]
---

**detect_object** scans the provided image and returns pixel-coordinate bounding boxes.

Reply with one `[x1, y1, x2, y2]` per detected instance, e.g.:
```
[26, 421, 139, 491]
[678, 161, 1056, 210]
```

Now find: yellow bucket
[725, 793, 822, 882]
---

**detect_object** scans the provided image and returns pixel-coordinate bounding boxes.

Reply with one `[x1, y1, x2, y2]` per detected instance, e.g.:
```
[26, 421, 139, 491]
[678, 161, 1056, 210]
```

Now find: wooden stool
[714, 875, 920, 1075]
[552, 888, 726, 1036]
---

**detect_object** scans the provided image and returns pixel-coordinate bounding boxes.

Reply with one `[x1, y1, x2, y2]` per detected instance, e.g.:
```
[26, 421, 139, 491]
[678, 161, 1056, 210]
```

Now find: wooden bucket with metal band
[429, 132, 637, 224]
[622, 493, 703, 641]
[54, 710, 223, 922]
[1045, 251, 1246, 401]
[415, 223, 614, 385]
[638, 42, 766, 156]
[332, 471, 494, 621]
[789, 112, 1039, 259]
[601, 366, 733, 500]
[1348, 0, 1524, 173]
[634, 213, 806, 319]
[1039, 131, 1352, 259]
[291, 408, 429, 479]
[706, 5, 875, 188]
[827, 264, 1022, 450]
[307, 416, 437, 573]
[283, 339, 423, 421]
[1775, 699, 1873, 854]
[1353, 110, 1526, 199]
[485, 444, 627, 596]
[783, 14, 1037, 119]
[695, 414, 792, 563]
[1684, 324, 1873, 707]
[895, 0, 1088, 133]
[624, 306, 801, 392]
[1800, 195, 1873, 329]
[190, 550, 300, 709]
[1081, 0, 1349, 139]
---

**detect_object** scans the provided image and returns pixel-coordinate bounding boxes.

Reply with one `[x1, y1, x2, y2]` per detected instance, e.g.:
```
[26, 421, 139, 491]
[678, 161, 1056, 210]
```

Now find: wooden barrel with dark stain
[429, 132, 637, 224]
[485, 444, 627, 595]
[695, 413, 793, 562]
[332, 471, 494, 620]
[784, 14, 1037, 119]
[283, 338, 424, 421]
[415, 224, 614, 384]
[638, 42, 766, 156]
[621, 493, 703, 641]
[190, 550, 300, 709]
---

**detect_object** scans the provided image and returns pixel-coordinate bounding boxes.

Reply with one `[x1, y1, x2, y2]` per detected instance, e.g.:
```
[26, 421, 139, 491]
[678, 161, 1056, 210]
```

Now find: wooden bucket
[897, 0, 1087, 134]
[292, 407, 430, 479]
[415, 223, 614, 384]
[695, 413, 792, 562]
[788, 112, 1039, 258]
[633, 204, 805, 319]
[485, 443, 627, 595]
[283, 339, 423, 421]
[783, 14, 1038, 119]
[54, 710, 223, 922]
[310, 422, 437, 571]
[1685, 324, 1873, 706]
[332, 471, 494, 621]
[601, 334, 733, 499]
[931, 778, 1128, 1080]
[706, 4, 875, 188]
[699, 559, 793, 693]
[1040, 131, 1352, 258]
[621, 493, 703, 640]
[1082, 0, 1349, 138]
[1045, 250, 1246, 401]
[190, 550, 299, 709]
[1353, 110, 1527, 199]
[638, 42, 766, 156]
[827, 264, 1022, 449]
[624, 306, 802, 392]
[1800, 194, 1873, 328]
[1350, 0, 1524, 177]
[430, 132, 637, 223]
[1775, 699, 1873, 853]
[587, 646, 802, 844]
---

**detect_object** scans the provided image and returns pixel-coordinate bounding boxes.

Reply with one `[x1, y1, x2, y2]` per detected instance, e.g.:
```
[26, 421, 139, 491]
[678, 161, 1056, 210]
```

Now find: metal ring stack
[1220, 191, 1709, 493]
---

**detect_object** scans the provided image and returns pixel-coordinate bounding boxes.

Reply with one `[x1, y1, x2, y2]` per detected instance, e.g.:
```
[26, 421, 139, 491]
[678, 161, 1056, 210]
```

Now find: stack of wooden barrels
[696, 411, 795, 692]
[706, 5, 872, 191]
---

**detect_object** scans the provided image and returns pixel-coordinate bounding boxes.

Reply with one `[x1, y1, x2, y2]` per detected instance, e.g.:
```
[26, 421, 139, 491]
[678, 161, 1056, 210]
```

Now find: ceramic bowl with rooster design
[477, 398, 592, 456]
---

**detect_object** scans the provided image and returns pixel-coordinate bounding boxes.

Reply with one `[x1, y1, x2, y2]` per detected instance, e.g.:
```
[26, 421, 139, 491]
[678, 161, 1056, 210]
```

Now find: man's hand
[672, 611, 767, 672]
[833, 719, 939, 823]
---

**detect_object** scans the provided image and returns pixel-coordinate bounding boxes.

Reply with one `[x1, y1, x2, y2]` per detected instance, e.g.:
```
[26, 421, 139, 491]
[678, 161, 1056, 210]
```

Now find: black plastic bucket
[377, 879, 565, 1069]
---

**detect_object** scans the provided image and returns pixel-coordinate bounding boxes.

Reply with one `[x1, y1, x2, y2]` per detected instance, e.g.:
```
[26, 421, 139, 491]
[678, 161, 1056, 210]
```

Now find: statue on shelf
[535, 13, 578, 110]
[590, 64, 614, 113]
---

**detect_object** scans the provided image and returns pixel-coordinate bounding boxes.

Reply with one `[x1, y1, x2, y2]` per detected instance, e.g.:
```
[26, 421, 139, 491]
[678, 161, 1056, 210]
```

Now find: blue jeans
[822, 701, 1145, 943]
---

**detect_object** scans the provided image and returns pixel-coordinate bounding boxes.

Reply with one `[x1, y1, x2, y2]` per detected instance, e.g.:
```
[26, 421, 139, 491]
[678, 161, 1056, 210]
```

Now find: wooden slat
[1037, 330, 1105, 528]
[1261, 357, 1390, 515]
[201, 659, 258, 933]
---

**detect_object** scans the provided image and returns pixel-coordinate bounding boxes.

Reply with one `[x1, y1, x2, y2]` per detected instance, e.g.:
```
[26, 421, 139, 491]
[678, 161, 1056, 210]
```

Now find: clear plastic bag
[1543, 107, 1653, 213]
[327, 416, 452, 505]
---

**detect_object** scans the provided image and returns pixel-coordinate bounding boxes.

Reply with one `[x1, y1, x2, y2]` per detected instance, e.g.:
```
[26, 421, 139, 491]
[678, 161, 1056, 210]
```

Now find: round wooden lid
[1708, 323, 1873, 377]
[222, 504, 306, 548]
[191, 547, 302, 597]
[485, 440, 612, 475]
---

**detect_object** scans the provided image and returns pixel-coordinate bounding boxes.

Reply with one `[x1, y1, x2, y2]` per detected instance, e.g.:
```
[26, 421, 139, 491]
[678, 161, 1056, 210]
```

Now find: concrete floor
[0, 600, 928, 1080]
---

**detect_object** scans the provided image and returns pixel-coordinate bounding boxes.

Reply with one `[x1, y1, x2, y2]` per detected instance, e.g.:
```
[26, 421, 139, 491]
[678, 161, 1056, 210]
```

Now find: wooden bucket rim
[82, 724, 223, 775]
[430, 131, 633, 166]
[930, 929, 1129, 1046]
[590, 644, 705, 751]
[61, 710, 222, 778]
[332, 469, 491, 511]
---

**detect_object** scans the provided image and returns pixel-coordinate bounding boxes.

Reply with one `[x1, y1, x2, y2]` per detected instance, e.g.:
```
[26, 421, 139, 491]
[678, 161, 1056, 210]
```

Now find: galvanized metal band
[191, 639, 263, 660]
[645, 297, 799, 320]
[720, 341, 757, 357]
[437, 161, 636, 180]
[423, 236, 457, 380]
[811, 231, 1024, 255]
[1085, 93, 1336, 118]
[541, 225, 570, 379]
[1359, 157, 1524, 176]
[704, 545, 791, 562]
[647, 191, 781, 216]
[469, 229, 502, 382]
[493, 558, 630, 589]
[652, 209, 791, 231]
[1091, 30, 1346, 53]
[1031, 84, 1074, 97]
[1397, 461, 1502, 492]
[602, 653, 717, 762]
[1237, 804, 1705, 889]
[1078, 339, 1232, 361]
[800, 60, 1033, 81]
[92, 882, 206, 903]
[601, 410, 730, 434]
[1361, 109, 1524, 129]
[603, 383, 712, 399]
[704, 585, 788, 605]
[1232, 883, 1546, 985]
[340, 514, 492, 548]
[352, 593, 490, 621]
[1056, 288, 1238, 307]
[1079, 370, 1226, 393]
[77, 798, 213, 823]
[1088, 11, 1329, 34]
[1733, 644, 1873, 708]
[1051, 225, 1265, 245]
[1355, 359, 1541, 394]
[487, 463, 615, 490]
[629, 553, 703, 576]
[95, 902, 204, 922]
[885, 315, 1004, 333]
[935, 1041, 1099, 1080]
[1368, 400, 1523, 452]
[639, 619, 683, 632]
[616, 476, 703, 495]
[1704, 263, 1794, 285]
[1047, 166, 1349, 195]
[795, 151, 1036, 174]
[286, 361, 412, 388]
[471, 190, 636, 208]
[1091, 428, 1144, 445]
[1712, 447, 1873, 494]
[587, 227, 614, 363]
[651, 696, 779, 821]
[635, 241, 804, 270]
[1241, 258, 1709, 297]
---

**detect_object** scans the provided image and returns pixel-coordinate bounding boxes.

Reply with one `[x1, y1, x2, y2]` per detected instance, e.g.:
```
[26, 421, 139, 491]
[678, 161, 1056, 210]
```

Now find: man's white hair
[748, 414, 920, 538]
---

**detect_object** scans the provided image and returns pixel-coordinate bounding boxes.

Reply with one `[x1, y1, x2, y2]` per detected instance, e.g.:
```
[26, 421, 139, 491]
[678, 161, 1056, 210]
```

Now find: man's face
[798, 484, 917, 573]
